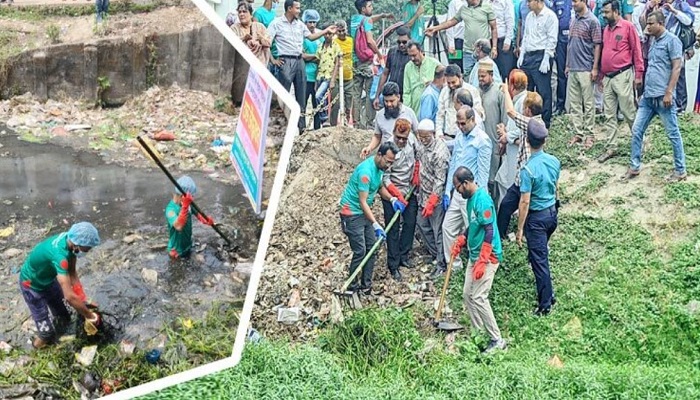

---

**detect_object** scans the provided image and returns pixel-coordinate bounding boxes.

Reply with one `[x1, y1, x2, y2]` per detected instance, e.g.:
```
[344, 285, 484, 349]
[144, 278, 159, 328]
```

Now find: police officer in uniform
[551, 0, 571, 115]
[515, 119, 561, 316]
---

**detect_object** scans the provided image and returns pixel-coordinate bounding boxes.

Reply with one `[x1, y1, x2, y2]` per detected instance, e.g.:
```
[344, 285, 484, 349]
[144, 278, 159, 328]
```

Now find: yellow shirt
[334, 36, 354, 81]
[317, 41, 342, 81]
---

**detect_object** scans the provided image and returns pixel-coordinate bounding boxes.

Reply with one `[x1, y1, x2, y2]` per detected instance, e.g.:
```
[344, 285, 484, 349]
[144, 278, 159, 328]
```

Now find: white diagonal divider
[102, 0, 300, 398]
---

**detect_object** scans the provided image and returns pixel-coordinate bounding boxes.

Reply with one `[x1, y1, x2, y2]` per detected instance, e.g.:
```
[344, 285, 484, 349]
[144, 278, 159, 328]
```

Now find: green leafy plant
[46, 24, 60, 44]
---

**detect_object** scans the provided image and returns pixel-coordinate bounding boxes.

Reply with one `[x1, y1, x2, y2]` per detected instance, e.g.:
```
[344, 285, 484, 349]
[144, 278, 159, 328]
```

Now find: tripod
[425, 0, 446, 62]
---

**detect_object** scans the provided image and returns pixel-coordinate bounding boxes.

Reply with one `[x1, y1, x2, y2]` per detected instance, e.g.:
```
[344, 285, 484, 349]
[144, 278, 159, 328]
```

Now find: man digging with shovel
[19, 222, 102, 349]
[451, 166, 507, 354]
[339, 142, 400, 295]
[166, 176, 215, 260]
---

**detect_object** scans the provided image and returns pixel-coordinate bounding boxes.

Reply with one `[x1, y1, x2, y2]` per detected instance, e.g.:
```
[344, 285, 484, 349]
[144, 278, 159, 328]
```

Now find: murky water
[0, 125, 259, 347]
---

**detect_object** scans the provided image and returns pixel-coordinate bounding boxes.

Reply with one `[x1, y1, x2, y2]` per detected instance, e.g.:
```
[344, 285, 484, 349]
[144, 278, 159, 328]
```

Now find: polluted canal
[0, 125, 261, 398]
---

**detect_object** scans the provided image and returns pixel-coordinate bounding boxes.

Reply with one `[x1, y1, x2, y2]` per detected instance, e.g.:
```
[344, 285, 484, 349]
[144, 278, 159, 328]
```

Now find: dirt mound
[253, 127, 446, 340]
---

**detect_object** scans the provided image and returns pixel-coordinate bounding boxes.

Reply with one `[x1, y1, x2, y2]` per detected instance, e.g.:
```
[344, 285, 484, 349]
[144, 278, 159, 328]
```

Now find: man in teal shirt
[517, 119, 561, 316]
[339, 142, 399, 294]
[19, 222, 102, 348]
[166, 176, 215, 259]
[451, 166, 506, 354]
[254, 0, 280, 78]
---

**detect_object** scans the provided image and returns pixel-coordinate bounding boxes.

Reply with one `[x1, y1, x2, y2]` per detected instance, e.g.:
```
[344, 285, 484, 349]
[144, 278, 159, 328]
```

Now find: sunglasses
[397, 40, 408, 44]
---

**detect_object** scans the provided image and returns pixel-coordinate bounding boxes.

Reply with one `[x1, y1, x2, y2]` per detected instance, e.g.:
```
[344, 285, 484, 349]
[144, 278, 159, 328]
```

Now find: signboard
[230, 68, 273, 214]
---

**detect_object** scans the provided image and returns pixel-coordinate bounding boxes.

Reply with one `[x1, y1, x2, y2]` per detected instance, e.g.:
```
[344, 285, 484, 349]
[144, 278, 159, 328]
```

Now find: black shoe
[390, 270, 403, 282]
[348, 282, 361, 292]
[399, 259, 413, 269]
[551, 297, 557, 307]
[430, 267, 445, 279]
[533, 307, 551, 316]
[360, 285, 372, 296]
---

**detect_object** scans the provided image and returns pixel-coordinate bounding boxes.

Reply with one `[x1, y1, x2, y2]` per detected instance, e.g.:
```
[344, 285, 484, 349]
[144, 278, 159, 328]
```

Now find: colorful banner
[231, 68, 273, 214]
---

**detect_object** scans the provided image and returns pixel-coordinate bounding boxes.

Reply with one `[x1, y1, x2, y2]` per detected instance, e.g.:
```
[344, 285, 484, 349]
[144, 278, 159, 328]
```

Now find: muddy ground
[251, 116, 700, 341]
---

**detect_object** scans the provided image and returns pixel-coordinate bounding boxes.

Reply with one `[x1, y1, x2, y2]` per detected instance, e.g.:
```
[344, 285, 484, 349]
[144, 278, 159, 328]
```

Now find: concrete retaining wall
[1, 25, 250, 104]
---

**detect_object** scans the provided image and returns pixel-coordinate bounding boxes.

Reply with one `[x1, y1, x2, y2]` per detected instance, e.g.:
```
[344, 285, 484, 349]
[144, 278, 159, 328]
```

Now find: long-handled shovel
[433, 249, 464, 332]
[332, 186, 415, 311]
[136, 135, 236, 250]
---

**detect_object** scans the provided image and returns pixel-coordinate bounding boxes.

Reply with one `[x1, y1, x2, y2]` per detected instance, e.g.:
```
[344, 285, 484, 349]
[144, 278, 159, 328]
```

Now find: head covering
[478, 60, 494, 72]
[68, 222, 101, 248]
[175, 175, 197, 195]
[417, 119, 435, 132]
[527, 119, 548, 142]
[302, 9, 320, 23]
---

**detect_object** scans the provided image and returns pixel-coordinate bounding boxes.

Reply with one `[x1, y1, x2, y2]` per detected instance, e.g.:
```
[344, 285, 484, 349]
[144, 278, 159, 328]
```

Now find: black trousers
[676, 63, 688, 113]
[525, 206, 558, 309]
[555, 36, 568, 112]
[340, 214, 377, 288]
[497, 183, 520, 239]
[305, 81, 321, 130]
[522, 50, 553, 128]
[381, 196, 418, 272]
[278, 56, 307, 131]
[495, 37, 515, 80]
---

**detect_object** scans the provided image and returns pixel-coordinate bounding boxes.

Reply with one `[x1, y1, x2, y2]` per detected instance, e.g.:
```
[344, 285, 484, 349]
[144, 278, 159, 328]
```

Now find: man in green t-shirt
[165, 176, 215, 259]
[451, 166, 507, 354]
[19, 222, 102, 348]
[338, 141, 399, 294]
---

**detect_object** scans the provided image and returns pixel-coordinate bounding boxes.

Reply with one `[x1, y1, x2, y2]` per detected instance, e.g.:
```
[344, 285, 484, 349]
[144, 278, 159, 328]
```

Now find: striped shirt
[268, 16, 311, 56]
[383, 135, 421, 196]
[567, 10, 602, 71]
[418, 136, 451, 207]
[512, 111, 544, 186]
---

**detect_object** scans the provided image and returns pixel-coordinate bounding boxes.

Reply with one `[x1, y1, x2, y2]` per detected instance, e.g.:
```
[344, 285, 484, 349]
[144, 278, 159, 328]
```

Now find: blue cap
[302, 9, 320, 23]
[527, 119, 548, 142]
[67, 222, 101, 248]
[175, 175, 197, 195]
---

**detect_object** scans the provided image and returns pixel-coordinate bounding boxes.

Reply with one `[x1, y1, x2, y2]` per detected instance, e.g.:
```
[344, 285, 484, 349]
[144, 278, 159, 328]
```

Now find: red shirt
[601, 18, 644, 81]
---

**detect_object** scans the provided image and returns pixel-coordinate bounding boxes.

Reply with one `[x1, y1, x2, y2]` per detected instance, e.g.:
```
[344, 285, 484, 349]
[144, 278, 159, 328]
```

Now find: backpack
[678, 23, 696, 51]
[354, 17, 374, 63]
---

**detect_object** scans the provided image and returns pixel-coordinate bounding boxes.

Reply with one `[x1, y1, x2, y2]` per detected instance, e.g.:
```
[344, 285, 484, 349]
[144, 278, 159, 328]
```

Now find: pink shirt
[601, 18, 644, 81]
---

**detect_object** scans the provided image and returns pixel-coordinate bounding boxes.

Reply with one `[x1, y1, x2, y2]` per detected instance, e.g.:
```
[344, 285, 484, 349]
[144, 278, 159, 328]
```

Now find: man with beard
[361, 82, 419, 158]
[380, 118, 421, 281]
[477, 61, 508, 205]
[517, 0, 558, 128]
[374, 26, 412, 109]
[403, 42, 442, 116]
[339, 141, 400, 294]
[415, 119, 451, 278]
[442, 106, 492, 272]
[451, 166, 507, 353]
[436, 65, 484, 140]
[268, 0, 336, 133]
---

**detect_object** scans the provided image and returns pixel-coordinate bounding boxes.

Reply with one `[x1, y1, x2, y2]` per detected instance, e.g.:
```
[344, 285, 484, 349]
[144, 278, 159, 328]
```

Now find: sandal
[583, 136, 595, 150]
[597, 149, 616, 163]
[568, 136, 583, 147]
[664, 171, 688, 183]
[620, 168, 640, 182]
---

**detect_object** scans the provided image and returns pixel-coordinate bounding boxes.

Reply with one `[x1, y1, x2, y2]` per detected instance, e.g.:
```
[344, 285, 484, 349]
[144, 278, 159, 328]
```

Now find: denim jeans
[96, 0, 109, 21]
[630, 96, 687, 174]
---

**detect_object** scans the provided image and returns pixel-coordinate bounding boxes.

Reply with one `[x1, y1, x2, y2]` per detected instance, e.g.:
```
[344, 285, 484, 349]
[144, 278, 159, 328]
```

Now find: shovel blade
[332, 290, 362, 309]
[435, 321, 464, 332]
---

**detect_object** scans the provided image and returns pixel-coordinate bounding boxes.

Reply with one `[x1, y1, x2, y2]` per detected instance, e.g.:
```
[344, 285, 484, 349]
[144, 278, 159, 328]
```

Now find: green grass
[0, 0, 170, 21]
[665, 182, 700, 208]
[0, 303, 239, 400]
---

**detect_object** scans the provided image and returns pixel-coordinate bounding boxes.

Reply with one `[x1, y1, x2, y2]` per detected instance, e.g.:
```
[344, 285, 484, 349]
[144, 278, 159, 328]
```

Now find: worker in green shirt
[18, 222, 102, 349]
[451, 166, 507, 354]
[338, 141, 400, 294]
[165, 176, 215, 259]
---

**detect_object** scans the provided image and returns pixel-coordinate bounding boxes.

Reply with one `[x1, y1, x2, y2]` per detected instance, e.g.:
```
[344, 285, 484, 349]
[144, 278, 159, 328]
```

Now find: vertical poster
[230, 68, 273, 214]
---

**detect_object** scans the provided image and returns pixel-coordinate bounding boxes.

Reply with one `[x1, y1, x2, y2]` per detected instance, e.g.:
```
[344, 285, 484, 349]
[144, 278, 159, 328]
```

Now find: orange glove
[421, 193, 440, 218]
[451, 235, 466, 258]
[72, 282, 87, 302]
[411, 161, 420, 187]
[473, 242, 494, 280]
[196, 213, 215, 226]
[386, 184, 407, 205]
[175, 193, 193, 227]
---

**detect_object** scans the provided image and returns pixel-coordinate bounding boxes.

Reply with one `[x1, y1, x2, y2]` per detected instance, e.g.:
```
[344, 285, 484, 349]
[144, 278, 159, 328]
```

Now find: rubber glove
[386, 183, 407, 205]
[372, 222, 386, 240]
[390, 197, 406, 213]
[539, 53, 550, 74]
[411, 161, 420, 187]
[517, 50, 524, 68]
[442, 193, 451, 211]
[72, 282, 87, 303]
[196, 213, 215, 226]
[421, 193, 440, 218]
[175, 192, 193, 227]
[473, 242, 494, 280]
[84, 311, 101, 336]
[451, 234, 466, 258]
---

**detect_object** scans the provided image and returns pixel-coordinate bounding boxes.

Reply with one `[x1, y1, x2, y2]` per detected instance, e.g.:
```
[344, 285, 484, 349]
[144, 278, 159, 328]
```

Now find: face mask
[272, 1, 278, 10]
[74, 250, 87, 259]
